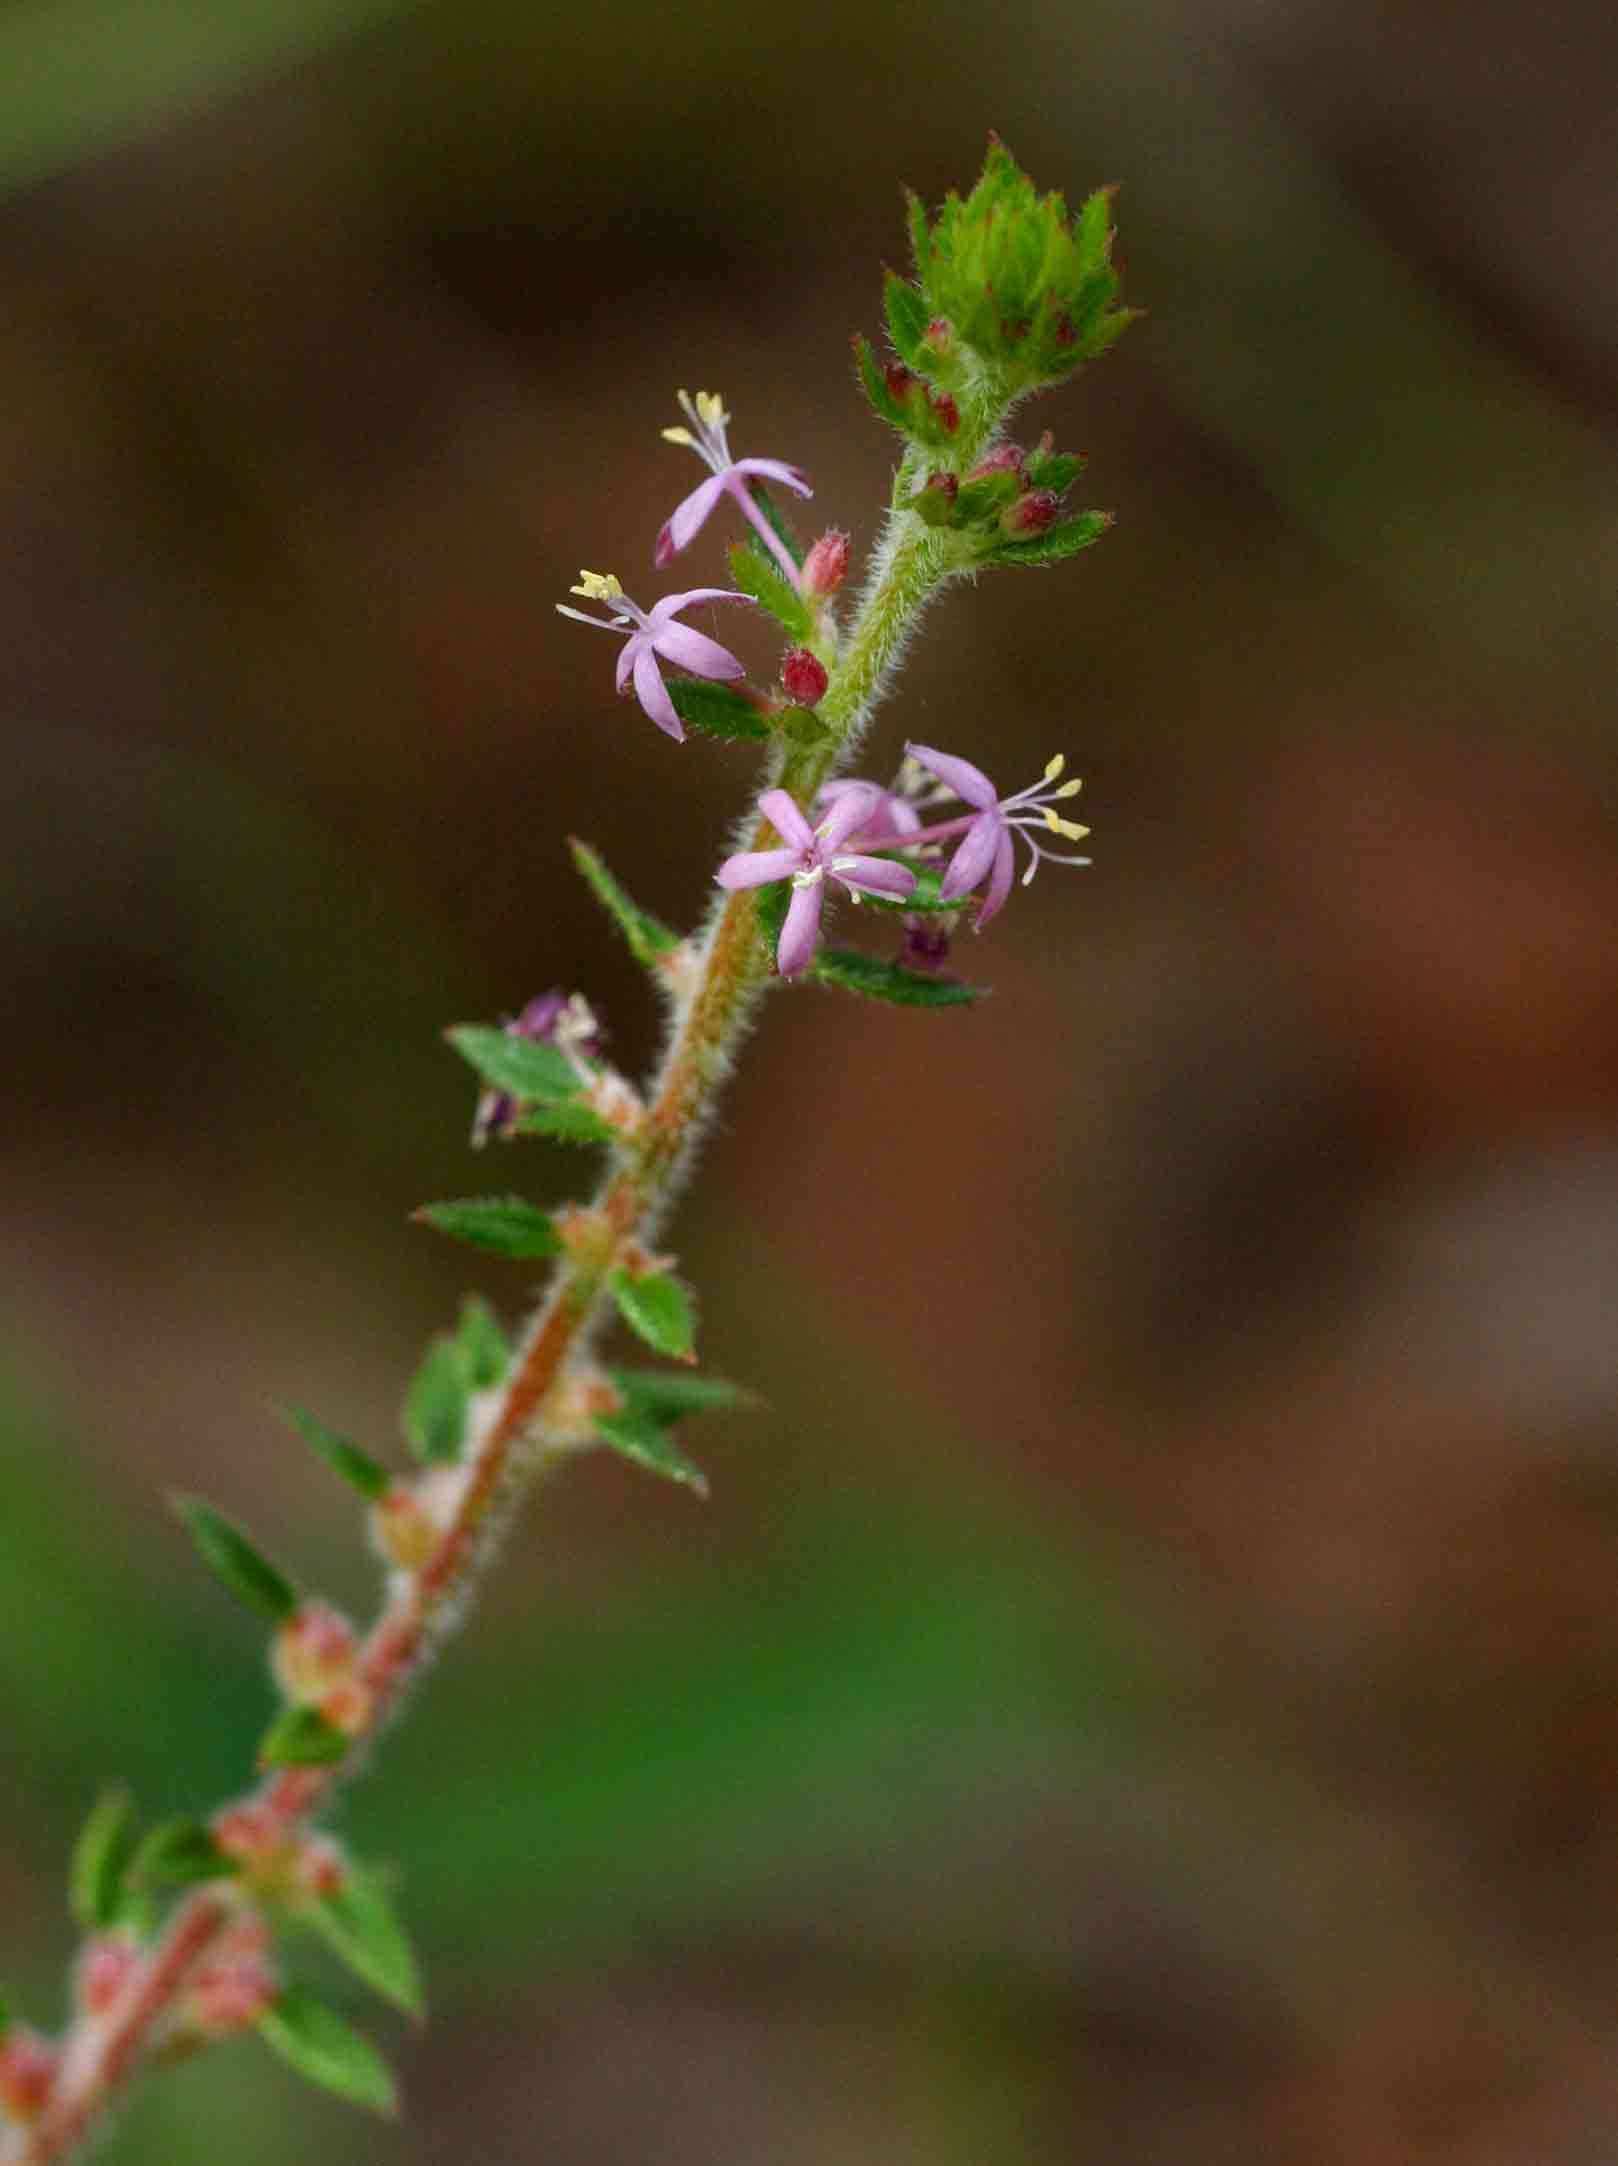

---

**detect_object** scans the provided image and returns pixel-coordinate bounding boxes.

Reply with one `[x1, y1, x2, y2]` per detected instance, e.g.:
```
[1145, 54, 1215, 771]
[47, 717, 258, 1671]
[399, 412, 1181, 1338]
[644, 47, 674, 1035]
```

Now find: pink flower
[716, 787, 916, 977]
[556, 571, 753, 741]
[902, 745, 1090, 927]
[656, 390, 811, 585]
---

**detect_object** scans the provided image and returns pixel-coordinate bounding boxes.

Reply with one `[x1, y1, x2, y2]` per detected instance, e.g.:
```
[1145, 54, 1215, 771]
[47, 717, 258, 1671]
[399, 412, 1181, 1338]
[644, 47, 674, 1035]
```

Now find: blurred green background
[4, 0, 1617, 2158]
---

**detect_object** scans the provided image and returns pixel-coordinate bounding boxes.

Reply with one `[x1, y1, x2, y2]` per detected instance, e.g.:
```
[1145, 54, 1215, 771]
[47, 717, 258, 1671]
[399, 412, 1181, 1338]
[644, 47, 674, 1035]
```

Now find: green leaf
[445, 1023, 577, 1105]
[515, 1100, 618, 1147]
[853, 862, 960, 916]
[415, 1197, 560, 1262]
[568, 839, 677, 967]
[258, 1986, 397, 2116]
[1025, 448, 1084, 494]
[610, 1369, 754, 1421]
[663, 678, 771, 742]
[811, 949, 985, 1007]
[402, 1333, 467, 1464]
[70, 1787, 140, 1927]
[985, 510, 1111, 567]
[260, 1706, 348, 1768]
[726, 541, 811, 641]
[592, 1409, 707, 1497]
[852, 332, 909, 433]
[306, 1869, 424, 2020]
[455, 1295, 509, 1390]
[129, 1817, 232, 1890]
[174, 1498, 297, 1622]
[883, 269, 930, 367]
[279, 1405, 389, 1501]
[608, 1269, 697, 1363]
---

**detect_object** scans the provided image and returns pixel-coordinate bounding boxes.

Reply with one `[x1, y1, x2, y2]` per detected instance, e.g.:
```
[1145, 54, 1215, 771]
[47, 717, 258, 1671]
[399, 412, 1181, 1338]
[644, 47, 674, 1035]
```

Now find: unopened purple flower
[715, 788, 916, 977]
[656, 390, 811, 586]
[555, 571, 753, 741]
[472, 990, 603, 1147]
[903, 744, 1090, 928]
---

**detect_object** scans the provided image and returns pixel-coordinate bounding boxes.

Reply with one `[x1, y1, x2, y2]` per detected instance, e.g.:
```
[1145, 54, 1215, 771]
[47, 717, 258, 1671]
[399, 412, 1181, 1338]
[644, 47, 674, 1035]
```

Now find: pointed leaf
[593, 1409, 707, 1496]
[258, 1986, 397, 2116]
[726, 542, 811, 642]
[260, 1706, 348, 1768]
[609, 1369, 754, 1421]
[402, 1334, 467, 1464]
[853, 331, 909, 433]
[306, 1870, 424, 2021]
[445, 1024, 578, 1105]
[415, 1197, 560, 1261]
[985, 510, 1111, 568]
[455, 1294, 508, 1390]
[608, 1269, 697, 1362]
[174, 1498, 297, 1622]
[515, 1100, 618, 1147]
[569, 839, 677, 967]
[1025, 448, 1084, 494]
[70, 1788, 140, 1928]
[129, 1818, 232, 1890]
[663, 678, 771, 742]
[811, 949, 985, 1007]
[884, 269, 930, 367]
[279, 1406, 388, 1501]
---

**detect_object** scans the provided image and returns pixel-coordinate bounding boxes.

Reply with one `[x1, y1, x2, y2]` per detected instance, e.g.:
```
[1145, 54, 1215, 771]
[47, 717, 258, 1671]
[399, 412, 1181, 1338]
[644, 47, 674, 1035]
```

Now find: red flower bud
[968, 445, 1027, 483]
[0, 2028, 57, 2122]
[77, 1936, 143, 2019]
[931, 392, 960, 435]
[1000, 489, 1060, 537]
[801, 529, 849, 598]
[780, 649, 828, 707]
[884, 361, 918, 403]
[922, 317, 955, 359]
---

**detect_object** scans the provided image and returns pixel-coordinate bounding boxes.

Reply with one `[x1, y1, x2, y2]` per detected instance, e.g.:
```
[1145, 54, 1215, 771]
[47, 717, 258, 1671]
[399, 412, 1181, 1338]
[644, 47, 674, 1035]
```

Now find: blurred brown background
[3, 0, 1617, 2158]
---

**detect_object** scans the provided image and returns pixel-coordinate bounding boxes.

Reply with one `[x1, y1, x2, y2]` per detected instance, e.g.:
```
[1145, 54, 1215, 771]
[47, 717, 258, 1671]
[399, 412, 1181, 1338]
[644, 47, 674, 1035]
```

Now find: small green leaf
[70, 1788, 140, 1927]
[854, 862, 961, 915]
[608, 1269, 697, 1362]
[306, 1870, 424, 2021]
[129, 1818, 232, 1890]
[884, 269, 930, 367]
[663, 678, 771, 742]
[445, 1024, 577, 1105]
[174, 1498, 297, 1622]
[853, 331, 909, 433]
[279, 1406, 389, 1501]
[610, 1369, 754, 1421]
[515, 1100, 619, 1147]
[1025, 447, 1084, 494]
[260, 1706, 348, 1768]
[258, 1986, 397, 2117]
[415, 1197, 560, 1261]
[402, 1334, 467, 1464]
[726, 541, 811, 642]
[455, 1295, 509, 1390]
[568, 839, 677, 967]
[985, 510, 1110, 568]
[811, 949, 985, 1007]
[593, 1409, 707, 1496]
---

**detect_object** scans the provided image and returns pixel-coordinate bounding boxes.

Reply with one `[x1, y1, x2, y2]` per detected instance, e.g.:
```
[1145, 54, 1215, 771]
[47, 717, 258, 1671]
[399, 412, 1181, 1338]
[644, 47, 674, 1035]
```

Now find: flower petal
[652, 587, 756, 619]
[938, 810, 1003, 901]
[651, 621, 746, 681]
[816, 783, 887, 854]
[976, 829, 1017, 928]
[757, 789, 814, 851]
[714, 846, 803, 890]
[632, 644, 685, 740]
[775, 879, 824, 977]
[831, 855, 917, 900]
[734, 458, 814, 498]
[906, 742, 999, 811]
[655, 475, 729, 564]
[614, 634, 638, 696]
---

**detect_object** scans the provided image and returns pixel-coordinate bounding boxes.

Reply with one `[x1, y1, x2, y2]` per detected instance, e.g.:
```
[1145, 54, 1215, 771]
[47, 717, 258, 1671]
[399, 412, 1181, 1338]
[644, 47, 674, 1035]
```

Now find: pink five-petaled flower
[555, 570, 753, 742]
[656, 389, 812, 587]
[716, 786, 917, 977]
[904, 744, 1091, 928]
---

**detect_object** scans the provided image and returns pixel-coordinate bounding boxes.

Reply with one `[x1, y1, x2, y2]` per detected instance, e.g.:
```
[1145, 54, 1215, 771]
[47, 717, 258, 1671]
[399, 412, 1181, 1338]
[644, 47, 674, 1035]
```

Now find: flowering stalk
[2, 139, 1133, 2161]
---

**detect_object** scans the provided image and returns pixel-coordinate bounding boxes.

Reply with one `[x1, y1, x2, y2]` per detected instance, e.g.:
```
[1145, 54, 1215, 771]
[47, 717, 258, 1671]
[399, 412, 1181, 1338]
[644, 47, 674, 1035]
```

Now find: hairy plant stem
[14, 425, 1001, 2164]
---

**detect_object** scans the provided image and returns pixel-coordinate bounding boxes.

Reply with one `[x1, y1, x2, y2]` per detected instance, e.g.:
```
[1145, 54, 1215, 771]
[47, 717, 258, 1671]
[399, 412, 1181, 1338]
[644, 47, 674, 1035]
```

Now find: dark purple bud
[884, 361, 918, 403]
[780, 648, 828, 706]
[931, 392, 960, 435]
[1000, 489, 1060, 537]
[899, 916, 955, 974]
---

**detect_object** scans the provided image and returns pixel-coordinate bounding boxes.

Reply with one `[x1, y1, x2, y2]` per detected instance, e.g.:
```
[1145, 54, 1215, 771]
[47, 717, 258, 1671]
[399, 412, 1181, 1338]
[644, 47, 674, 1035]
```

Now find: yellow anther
[695, 390, 728, 429]
[1054, 777, 1083, 798]
[1043, 753, 1066, 782]
[661, 426, 696, 447]
[1043, 810, 1090, 841]
[570, 570, 623, 602]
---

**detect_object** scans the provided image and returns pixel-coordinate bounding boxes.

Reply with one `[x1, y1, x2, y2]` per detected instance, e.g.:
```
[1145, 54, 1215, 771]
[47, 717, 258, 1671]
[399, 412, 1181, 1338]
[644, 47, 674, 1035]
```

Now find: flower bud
[271, 1601, 359, 1706]
[187, 1923, 277, 2039]
[296, 1835, 347, 1900]
[800, 529, 849, 599]
[930, 392, 959, 436]
[780, 649, 828, 707]
[968, 445, 1027, 483]
[368, 1467, 464, 1574]
[900, 918, 955, 975]
[911, 470, 959, 529]
[883, 360, 917, 404]
[0, 2027, 57, 2122]
[211, 1800, 285, 1869]
[922, 316, 955, 363]
[1000, 489, 1060, 537]
[77, 1935, 143, 2020]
